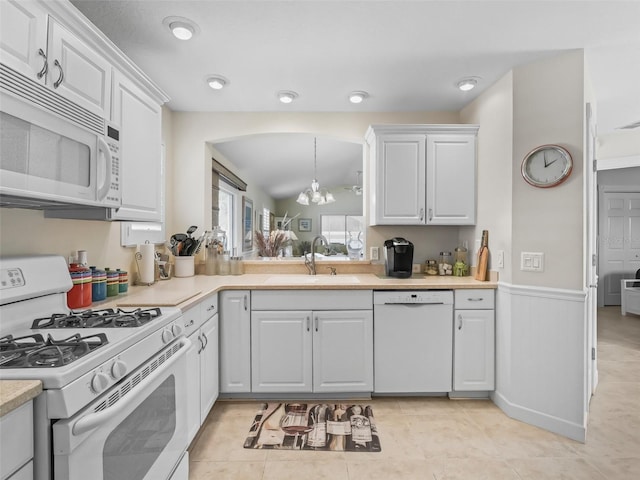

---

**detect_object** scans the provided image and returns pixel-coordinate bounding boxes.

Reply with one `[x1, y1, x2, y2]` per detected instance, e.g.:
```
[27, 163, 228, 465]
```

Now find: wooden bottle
[475, 230, 489, 281]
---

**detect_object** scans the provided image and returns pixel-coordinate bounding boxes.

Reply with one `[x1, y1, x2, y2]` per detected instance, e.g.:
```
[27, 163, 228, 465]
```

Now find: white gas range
[0, 255, 190, 480]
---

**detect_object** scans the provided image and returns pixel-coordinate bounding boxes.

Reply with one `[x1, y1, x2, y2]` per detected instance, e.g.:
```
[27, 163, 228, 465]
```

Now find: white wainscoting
[492, 283, 587, 442]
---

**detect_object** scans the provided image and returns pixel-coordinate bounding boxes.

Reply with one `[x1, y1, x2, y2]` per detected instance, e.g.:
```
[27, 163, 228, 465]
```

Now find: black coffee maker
[384, 237, 414, 278]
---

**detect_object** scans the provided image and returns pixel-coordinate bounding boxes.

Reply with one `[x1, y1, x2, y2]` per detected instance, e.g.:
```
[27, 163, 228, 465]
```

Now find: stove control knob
[110, 360, 128, 380]
[171, 323, 184, 337]
[161, 328, 174, 344]
[91, 372, 110, 394]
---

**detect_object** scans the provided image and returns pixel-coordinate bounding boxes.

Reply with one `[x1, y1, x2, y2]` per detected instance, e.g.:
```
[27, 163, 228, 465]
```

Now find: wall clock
[521, 144, 573, 188]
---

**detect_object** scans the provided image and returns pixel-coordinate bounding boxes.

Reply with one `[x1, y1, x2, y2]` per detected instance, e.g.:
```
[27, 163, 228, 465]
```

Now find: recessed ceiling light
[206, 75, 228, 90]
[162, 16, 200, 41]
[348, 91, 369, 104]
[457, 77, 480, 91]
[277, 90, 298, 104]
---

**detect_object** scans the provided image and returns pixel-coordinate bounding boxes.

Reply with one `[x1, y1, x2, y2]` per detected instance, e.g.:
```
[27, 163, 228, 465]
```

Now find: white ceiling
[70, 0, 640, 198]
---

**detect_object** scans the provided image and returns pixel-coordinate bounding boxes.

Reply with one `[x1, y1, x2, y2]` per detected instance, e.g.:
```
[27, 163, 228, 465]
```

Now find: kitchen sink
[264, 275, 361, 285]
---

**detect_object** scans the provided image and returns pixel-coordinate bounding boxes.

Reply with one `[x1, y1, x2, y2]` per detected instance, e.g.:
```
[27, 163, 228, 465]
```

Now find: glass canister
[230, 256, 244, 275]
[91, 266, 107, 302]
[453, 246, 468, 277]
[67, 263, 92, 309]
[424, 259, 438, 275]
[218, 252, 231, 275]
[438, 252, 452, 276]
[105, 268, 119, 297]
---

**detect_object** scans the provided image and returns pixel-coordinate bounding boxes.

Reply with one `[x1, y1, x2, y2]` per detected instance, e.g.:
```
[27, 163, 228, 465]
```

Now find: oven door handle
[72, 336, 190, 436]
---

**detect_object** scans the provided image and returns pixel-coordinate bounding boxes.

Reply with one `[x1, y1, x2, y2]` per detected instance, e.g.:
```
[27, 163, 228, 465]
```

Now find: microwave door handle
[71, 337, 190, 436]
[96, 136, 112, 201]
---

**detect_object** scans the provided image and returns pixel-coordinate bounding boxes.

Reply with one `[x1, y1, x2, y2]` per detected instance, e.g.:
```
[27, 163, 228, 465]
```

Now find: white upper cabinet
[367, 125, 479, 226]
[0, 1, 111, 119]
[47, 17, 112, 118]
[111, 70, 162, 221]
[0, 0, 48, 80]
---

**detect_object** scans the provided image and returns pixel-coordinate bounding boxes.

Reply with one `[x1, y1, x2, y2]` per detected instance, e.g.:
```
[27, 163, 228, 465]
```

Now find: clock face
[521, 145, 573, 188]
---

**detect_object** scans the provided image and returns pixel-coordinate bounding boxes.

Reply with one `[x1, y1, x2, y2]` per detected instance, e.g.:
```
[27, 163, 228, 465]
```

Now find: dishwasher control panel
[373, 290, 453, 305]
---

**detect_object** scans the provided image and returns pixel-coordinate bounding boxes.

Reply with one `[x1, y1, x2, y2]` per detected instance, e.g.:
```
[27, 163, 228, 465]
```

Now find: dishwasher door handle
[382, 302, 444, 306]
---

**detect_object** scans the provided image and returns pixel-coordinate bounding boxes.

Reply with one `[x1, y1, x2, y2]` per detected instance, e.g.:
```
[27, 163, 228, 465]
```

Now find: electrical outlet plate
[412, 263, 421, 273]
[497, 250, 504, 268]
[370, 247, 379, 261]
[521, 252, 544, 272]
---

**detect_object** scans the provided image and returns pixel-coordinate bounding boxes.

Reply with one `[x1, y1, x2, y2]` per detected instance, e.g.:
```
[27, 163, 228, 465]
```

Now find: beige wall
[511, 51, 585, 290]
[460, 71, 514, 282]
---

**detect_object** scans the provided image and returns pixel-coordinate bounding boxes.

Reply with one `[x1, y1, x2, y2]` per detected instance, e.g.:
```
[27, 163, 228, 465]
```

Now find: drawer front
[252, 290, 373, 311]
[200, 294, 218, 320]
[181, 304, 202, 336]
[454, 289, 494, 309]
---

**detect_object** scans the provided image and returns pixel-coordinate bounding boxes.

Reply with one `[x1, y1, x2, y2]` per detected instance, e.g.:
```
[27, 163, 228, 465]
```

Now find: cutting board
[117, 289, 202, 307]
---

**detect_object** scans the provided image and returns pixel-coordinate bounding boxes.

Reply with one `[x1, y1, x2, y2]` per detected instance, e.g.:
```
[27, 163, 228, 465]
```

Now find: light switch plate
[521, 252, 544, 272]
[370, 247, 379, 261]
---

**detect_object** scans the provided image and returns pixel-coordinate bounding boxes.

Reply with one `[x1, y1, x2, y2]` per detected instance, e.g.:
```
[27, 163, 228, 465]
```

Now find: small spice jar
[90, 267, 107, 302]
[105, 268, 119, 297]
[117, 269, 128, 293]
[424, 259, 438, 275]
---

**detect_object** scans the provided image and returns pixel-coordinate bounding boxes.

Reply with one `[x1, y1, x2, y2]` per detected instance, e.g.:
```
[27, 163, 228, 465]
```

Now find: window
[262, 207, 270, 236]
[320, 214, 365, 258]
[218, 181, 237, 252]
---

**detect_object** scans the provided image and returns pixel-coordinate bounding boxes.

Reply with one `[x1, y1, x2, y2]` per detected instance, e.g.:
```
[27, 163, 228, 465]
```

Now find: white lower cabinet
[219, 290, 251, 393]
[251, 290, 373, 394]
[453, 290, 495, 391]
[0, 401, 34, 480]
[184, 294, 219, 444]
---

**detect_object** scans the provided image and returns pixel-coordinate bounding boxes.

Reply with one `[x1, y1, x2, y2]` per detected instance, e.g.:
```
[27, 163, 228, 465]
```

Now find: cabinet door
[185, 330, 201, 444]
[219, 291, 251, 393]
[372, 134, 426, 225]
[251, 311, 313, 393]
[426, 134, 476, 225]
[313, 311, 373, 393]
[47, 18, 111, 118]
[0, 0, 48, 80]
[454, 309, 495, 391]
[111, 70, 162, 221]
[200, 314, 219, 420]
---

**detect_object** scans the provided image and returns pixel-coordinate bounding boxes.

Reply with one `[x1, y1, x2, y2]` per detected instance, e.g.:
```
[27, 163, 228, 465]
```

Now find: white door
[599, 190, 640, 305]
[200, 314, 218, 421]
[585, 103, 598, 401]
[313, 311, 373, 393]
[426, 133, 476, 225]
[47, 18, 112, 118]
[111, 70, 162, 221]
[453, 310, 494, 391]
[219, 291, 251, 393]
[0, 0, 48, 80]
[373, 134, 426, 224]
[251, 311, 313, 393]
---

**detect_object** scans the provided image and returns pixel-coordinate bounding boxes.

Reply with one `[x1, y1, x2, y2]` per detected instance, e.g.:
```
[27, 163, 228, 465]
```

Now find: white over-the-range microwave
[0, 62, 121, 216]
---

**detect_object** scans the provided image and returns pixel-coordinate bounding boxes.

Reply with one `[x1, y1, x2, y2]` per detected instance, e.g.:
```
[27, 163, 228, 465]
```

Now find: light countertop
[98, 272, 497, 311]
[0, 380, 42, 417]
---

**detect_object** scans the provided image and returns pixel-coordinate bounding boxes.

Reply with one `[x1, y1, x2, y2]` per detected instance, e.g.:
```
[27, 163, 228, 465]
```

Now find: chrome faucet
[305, 235, 328, 275]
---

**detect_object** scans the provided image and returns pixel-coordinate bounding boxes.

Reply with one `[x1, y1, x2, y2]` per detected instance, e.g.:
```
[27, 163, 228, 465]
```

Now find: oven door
[52, 337, 190, 480]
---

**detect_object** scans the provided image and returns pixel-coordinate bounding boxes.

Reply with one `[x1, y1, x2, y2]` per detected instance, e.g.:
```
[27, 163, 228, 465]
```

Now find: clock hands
[543, 152, 557, 168]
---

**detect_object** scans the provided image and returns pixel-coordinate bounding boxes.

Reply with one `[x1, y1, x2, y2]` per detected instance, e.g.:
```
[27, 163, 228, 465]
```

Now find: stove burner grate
[0, 333, 108, 368]
[31, 308, 162, 329]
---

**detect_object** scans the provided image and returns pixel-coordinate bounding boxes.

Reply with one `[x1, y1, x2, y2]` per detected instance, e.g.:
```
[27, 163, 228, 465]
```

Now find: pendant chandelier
[296, 137, 336, 205]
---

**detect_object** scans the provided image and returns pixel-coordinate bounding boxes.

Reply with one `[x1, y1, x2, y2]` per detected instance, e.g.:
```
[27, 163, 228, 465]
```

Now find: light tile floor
[188, 307, 640, 479]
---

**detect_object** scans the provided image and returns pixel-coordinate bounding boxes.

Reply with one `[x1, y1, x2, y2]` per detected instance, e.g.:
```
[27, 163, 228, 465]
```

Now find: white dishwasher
[374, 290, 453, 393]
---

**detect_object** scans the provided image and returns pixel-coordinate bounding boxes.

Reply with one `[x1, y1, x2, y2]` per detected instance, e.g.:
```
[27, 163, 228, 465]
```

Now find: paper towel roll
[138, 244, 155, 284]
